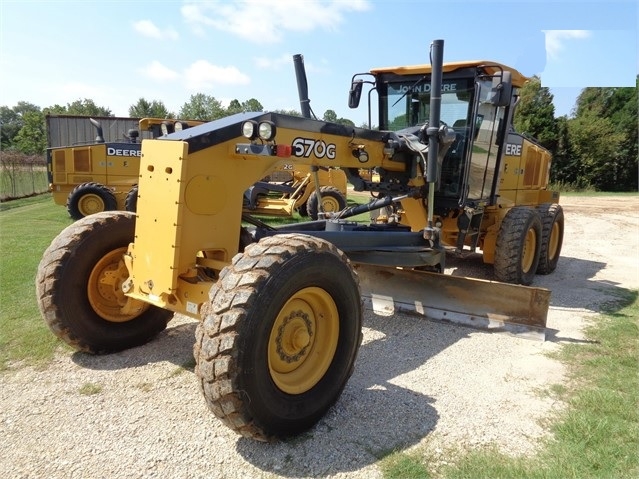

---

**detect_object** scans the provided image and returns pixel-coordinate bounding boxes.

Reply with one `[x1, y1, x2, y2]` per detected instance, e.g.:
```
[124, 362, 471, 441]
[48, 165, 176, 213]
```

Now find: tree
[569, 82, 638, 191]
[513, 76, 557, 152]
[272, 109, 302, 117]
[241, 98, 263, 113]
[13, 110, 47, 155]
[129, 98, 173, 119]
[44, 99, 112, 117]
[322, 109, 355, 127]
[551, 116, 577, 186]
[225, 98, 264, 116]
[178, 94, 225, 121]
[1, 102, 42, 151]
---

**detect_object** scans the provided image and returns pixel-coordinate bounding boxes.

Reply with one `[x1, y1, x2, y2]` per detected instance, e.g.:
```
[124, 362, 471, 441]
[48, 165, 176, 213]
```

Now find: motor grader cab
[36, 40, 560, 442]
[47, 117, 202, 219]
[347, 58, 563, 284]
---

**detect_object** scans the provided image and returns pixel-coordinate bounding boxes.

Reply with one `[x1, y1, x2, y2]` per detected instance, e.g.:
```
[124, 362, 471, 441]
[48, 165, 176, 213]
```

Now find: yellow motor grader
[47, 117, 202, 219]
[47, 116, 346, 221]
[36, 40, 563, 441]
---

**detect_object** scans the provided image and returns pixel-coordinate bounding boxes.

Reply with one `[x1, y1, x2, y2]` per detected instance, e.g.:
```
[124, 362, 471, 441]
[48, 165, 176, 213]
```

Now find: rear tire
[536, 203, 564, 274]
[494, 207, 542, 285]
[307, 186, 347, 220]
[36, 211, 173, 354]
[194, 234, 362, 441]
[125, 185, 138, 212]
[67, 182, 117, 220]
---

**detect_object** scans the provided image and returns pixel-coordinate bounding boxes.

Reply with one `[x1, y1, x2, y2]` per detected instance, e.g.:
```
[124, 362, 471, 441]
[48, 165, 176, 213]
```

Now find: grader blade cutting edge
[354, 264, 551, 340]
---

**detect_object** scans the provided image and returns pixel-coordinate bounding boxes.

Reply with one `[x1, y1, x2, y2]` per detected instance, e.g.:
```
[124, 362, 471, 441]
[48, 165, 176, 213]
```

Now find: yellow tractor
[36, 40, 563, 441]
[47, 117, 346, 220]
[47, 118, 202, 220]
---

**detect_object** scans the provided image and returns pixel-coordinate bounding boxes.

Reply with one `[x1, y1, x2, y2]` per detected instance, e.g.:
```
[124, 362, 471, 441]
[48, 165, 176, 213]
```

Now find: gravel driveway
[2, 196, 638, 478]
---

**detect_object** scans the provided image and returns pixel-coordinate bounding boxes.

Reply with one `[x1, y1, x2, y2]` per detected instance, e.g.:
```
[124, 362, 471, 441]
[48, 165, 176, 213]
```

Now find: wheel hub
[275, 311, 313, 363]
[268, 287, 339, 395]
[87, 247, 148, 322]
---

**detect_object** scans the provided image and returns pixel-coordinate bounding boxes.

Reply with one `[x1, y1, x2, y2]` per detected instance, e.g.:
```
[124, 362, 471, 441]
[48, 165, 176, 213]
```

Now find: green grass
[383, 292, 639, 479]
[0, 194, 73, 369]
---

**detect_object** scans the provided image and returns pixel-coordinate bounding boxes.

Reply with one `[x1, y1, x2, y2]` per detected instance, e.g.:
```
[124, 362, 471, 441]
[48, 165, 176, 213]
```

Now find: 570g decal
[292, 137, 336, 160]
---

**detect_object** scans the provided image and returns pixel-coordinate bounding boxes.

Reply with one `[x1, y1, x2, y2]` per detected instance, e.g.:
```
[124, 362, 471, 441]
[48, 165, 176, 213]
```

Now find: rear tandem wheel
[35, 211, 173, 354]
[194, 233, 363, 441]
[494, 206, 542, 285]
[536, 203, 564, 274]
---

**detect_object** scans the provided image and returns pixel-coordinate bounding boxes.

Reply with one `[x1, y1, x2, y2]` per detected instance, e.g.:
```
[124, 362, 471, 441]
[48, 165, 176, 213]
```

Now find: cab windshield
[384, 78, 474, 131]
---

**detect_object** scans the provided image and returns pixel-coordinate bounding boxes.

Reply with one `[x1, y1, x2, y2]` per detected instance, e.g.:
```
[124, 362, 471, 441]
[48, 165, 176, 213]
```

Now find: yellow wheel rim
[268, 286, 339, 395]
[548, 221, 560, 260]
[521, 227, 537, 273]
[87, 247, 148, 322]
[78, 194, 105, 216]
[321, 196, 342, 214]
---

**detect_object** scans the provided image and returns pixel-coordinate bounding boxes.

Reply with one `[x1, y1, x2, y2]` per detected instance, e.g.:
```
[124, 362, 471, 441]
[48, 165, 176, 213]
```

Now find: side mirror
[489, 71, 513, 107]
[348, 80, 363, 109]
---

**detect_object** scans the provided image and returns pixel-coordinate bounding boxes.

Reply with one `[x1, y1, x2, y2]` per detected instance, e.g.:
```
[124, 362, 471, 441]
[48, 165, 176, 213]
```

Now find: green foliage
[323, 109, 355, 126]
[45, 98, 112, 117]
[513, 76, 558, 152]
[178, 93, 225, 121]
[128, 98, 174, 119]
[13, 111, 47, 155]
[563, 82, 637, 191]
[225, 98, 264, 115]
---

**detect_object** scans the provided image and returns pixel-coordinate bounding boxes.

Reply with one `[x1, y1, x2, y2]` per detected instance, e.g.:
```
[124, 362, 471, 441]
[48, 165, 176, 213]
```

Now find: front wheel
[36, 211, 173, 354]
[194, 234, 362, 441]
[66, 182, 117, 220]
[307, 186, 347, 220]
[494, 207, 542, 285]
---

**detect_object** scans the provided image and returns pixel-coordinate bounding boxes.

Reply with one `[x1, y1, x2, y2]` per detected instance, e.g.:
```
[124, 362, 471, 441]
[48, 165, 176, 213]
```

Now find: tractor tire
[125, 185, 138, 212]
[35, 211, 173, 354]
[494, 206, 542, 285]
[194, 233, 363, 441]
[67, 182, 118, 220]
[307, 186, 347, 220]
[536, 203, 564, 274]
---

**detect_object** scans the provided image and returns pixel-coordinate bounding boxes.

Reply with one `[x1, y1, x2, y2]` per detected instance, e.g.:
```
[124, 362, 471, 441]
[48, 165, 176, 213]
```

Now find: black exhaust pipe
[293, 54, 312, 119]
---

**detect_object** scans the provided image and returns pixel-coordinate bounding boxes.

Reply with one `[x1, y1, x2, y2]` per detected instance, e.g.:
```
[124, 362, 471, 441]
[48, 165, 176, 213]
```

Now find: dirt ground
[1, 195, 638, 479]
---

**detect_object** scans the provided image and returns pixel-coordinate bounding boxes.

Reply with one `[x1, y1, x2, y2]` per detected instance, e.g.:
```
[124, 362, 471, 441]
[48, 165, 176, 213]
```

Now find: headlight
[258, 121, 276, 141]
[174, 121, 187, 131]
[242, 120, 258, 140]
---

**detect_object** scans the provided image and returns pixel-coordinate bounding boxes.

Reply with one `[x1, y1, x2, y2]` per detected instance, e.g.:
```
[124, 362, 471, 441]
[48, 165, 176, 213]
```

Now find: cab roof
[370, 60, 529, 88]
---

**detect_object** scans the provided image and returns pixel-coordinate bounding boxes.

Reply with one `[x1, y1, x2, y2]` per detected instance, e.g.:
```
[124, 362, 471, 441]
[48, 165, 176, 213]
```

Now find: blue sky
[1, 0, 637, 127]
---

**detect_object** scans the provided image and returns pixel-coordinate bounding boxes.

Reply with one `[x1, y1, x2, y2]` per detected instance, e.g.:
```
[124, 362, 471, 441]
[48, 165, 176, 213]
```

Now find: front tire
[307, 186, 347, 220]
[66, 182, 117, 220]
[36, 211, 173, 354]
[194, 234, 362, 441]
[494, 207, 542, 285]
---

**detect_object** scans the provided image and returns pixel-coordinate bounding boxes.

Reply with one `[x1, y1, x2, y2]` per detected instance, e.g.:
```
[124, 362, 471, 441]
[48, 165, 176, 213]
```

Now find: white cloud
[181, 0, 371, 43]
[254, 53, 293, 70]
[543, 30, 591, 60]
[184, 60, 250, 90]
[138, 61, 180, 82]
[133, 20, 179, 40]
